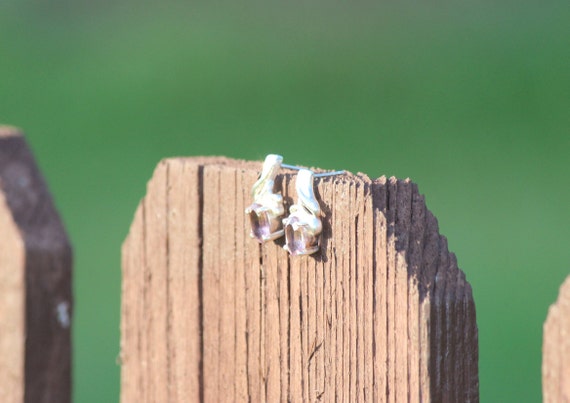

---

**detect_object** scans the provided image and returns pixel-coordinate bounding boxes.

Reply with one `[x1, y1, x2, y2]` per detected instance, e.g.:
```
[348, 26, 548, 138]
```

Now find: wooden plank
[277, 175, 291, 403]
[324, 175, 340, 403]
[234, 168, 248, 402]
[362, 177, 374, 402]
[316, 175, 335, 402]
[348, 180, 357, 402]
[262, 235, 282, 401]
[138, 161, 169, 403]
[201, 164, 221, 402]
[0, 172, 25, 403]
[434, 235, 450, 403]
[166, 159, 202, 402]
[408, 184, 427, 403]
[120, 204, 145, 402]
[243, 167, 263, 403]
[419, 210, 440, 401]
[0, 126, 72, 403]
[372, 176, 388, 402]
[218, 166, 237, 401]
[336, 178, 351, 402]
[543, 275, 570, 403]
[394, 179, 412, 402]
[385, 177, 398, 403]
[121, 156, 479, 402]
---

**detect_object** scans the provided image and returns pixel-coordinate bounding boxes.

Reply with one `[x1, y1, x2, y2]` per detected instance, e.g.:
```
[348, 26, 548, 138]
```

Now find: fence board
[543, 275, 570, 403]
[121, 156, 479, 402]
[0, 127, 72, 403]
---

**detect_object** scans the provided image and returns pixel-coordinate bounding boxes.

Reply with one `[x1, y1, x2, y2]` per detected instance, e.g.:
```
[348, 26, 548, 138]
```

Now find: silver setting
[245, 154, 287, 243]
[283, 169, 344, 255]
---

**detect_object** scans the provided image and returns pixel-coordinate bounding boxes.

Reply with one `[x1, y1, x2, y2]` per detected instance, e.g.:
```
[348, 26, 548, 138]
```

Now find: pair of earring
[245, 154, 344, 256]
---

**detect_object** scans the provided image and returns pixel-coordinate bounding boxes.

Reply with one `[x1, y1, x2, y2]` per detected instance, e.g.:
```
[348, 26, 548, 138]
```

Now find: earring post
[314, 170, 345, 178]
[281, 163, 302, 170]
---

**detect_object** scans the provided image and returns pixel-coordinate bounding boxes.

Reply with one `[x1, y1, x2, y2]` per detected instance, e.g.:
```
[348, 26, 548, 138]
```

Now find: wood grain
[0, 127, 72, 403]
[121, 156, 478, 402]
[543, 275, 570, 403]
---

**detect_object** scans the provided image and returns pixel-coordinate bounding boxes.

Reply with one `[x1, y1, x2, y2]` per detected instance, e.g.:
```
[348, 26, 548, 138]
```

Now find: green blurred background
[1, 0, 569, 401]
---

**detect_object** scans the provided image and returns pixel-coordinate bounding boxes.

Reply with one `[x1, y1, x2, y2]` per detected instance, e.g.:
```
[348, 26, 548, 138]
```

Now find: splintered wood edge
[122, 156, 477, 401]
[543, 275, 570, 403]
[0, 127, 72, 403]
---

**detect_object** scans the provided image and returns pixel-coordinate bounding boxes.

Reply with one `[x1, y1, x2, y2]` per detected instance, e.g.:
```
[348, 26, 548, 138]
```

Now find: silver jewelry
[245, 154, 300, 243]
[283, 168, 344, 255]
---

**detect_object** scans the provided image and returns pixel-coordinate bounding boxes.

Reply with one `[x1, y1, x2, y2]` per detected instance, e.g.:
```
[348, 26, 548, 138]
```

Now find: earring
[283, 168, 345, 256]
[245, 154, 300, 243]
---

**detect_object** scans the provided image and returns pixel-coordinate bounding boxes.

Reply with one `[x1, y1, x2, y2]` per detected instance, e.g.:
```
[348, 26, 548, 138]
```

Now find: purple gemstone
[247, 203, 285, 242]
[248, 206, 271, 242]
[284, 217, 318, 256]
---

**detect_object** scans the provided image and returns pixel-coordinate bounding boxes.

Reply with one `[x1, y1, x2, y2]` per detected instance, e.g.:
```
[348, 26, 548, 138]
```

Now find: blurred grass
[1, 1, 569, 401]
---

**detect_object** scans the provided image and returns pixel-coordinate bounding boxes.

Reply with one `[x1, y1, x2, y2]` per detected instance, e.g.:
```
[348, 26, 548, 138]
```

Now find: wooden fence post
[121, 157, 478, 402]
[543, 275, 570, 402]
[0, 127, 72, 403]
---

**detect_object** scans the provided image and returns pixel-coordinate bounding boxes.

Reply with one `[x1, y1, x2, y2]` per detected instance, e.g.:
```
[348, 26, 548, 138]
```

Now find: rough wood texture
[0, 126, 72, 403]
[543, 275, 570, 403]
[121, 157, 478, 402]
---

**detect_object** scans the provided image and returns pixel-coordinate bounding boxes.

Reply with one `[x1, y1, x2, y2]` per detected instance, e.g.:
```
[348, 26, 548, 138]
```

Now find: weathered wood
[543, 275, 570, 402]
[0, 126, 72, 403]
[121, 156, 478, 402]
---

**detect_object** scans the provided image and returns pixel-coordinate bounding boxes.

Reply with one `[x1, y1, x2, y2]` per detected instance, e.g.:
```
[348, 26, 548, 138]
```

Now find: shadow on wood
[543, 275, 570, 402]
[0, 127, 72, 403]
[121, 157, 478, 402]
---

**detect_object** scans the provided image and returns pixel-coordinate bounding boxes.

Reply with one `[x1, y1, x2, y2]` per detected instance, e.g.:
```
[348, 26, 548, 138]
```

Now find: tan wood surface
[543, 275, 570, 403]
[0, 127, 72, 403]
[121, 156, 478, 402]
